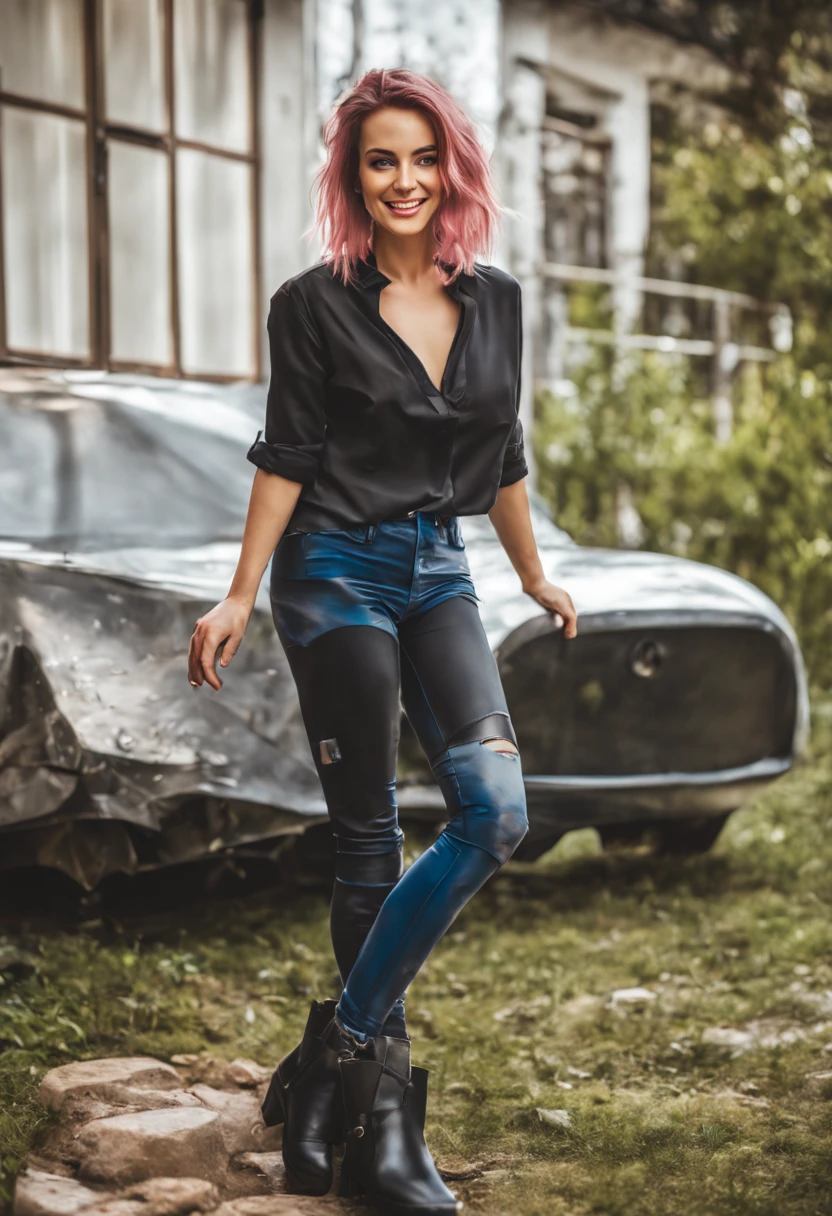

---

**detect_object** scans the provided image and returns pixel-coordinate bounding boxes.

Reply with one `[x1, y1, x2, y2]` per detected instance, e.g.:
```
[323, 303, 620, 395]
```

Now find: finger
[187, 632, 202, 687]
[219, 634, 242, 667]
[562, 603, 578, 639]
[200, 633, 227, 692]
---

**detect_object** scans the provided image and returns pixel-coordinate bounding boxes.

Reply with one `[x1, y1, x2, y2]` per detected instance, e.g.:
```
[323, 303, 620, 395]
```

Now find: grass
[2, 696, 832, 1215]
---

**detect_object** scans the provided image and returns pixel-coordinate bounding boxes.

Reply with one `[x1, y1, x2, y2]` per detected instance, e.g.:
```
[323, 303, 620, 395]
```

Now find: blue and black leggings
[270, 512, 529, 1042]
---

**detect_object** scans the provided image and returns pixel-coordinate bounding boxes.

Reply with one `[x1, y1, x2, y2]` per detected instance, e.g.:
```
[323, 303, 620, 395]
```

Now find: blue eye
[369, 156, 438, 169]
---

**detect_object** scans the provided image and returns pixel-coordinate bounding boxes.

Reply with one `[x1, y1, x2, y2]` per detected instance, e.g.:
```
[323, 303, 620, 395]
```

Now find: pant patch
[319, 737, 342, 765]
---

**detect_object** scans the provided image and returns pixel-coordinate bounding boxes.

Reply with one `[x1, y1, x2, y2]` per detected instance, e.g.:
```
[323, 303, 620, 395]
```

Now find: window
[0, 0, 261, 380]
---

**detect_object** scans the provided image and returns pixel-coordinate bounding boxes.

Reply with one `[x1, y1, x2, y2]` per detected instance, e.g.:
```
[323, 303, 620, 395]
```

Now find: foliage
[535, 21, 832, 687]
[1, 697, 832, 1214]
[580, 1, 832, 137]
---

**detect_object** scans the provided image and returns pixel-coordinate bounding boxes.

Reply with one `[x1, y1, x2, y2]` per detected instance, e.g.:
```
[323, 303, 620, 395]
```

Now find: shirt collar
[355, 249, 476, 299]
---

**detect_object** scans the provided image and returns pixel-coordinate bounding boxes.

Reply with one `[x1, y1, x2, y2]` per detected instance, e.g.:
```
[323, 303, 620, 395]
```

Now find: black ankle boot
[338, 1036, 461, 1214]
[261, 998, 349, 1195]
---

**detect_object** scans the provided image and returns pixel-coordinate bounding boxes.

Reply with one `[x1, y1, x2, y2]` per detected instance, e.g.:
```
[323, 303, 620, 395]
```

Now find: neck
[371, 227, 441, 288]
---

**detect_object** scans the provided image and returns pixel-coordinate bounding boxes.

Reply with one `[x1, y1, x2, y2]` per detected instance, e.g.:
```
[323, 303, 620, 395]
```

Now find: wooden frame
[0, 0, 261, 382]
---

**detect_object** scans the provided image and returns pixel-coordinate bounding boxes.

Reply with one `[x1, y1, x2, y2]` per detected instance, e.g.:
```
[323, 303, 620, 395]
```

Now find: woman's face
[356, 106, 442, 237]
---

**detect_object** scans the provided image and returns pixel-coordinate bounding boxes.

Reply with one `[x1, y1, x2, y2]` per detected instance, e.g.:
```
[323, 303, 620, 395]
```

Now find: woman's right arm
[187, 469, 301, 690]
[188, 280, 328, 691]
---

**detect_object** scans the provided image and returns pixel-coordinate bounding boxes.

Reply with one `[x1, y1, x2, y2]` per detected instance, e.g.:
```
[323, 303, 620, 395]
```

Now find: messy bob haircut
[306, 68, 505, 288]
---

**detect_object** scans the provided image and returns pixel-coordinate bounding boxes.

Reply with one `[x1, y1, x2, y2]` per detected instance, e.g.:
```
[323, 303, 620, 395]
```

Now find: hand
[523, 577, 578, 639]
[187, 595, 253, 691]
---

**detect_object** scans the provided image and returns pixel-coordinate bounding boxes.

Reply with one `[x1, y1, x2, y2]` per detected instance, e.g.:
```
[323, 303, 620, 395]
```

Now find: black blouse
[246, 249, 528, 532]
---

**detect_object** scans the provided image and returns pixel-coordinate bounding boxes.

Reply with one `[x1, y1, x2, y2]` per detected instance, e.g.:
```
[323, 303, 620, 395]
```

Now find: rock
[75, 1202, 144, 1216]
[559, 994, 604, 1019]
[712, 1087, 771, 1109]
[76, 1108, 226, 1186]
[13, 1169, 101, 1216]
[123, 1178, 220, 1215]
[535, 1108, 571, 1129]
[434, 1159, 484, 1182]
[805, 1070, 832, 1095]
[110, 1088, 204, 1113]
[225, 1060, 269, 1089]
[701, 1027, 756, 1054]
[187, 1086, 280, 1155]
[796, 991, 832, 1016]
[163, 1056, 268, 1092]
[492, 995, 552, 1023]
[216, 1199, 340, 1215]
[607, 987, 657, 1007]
[39, 1059, 181, 1112]
[231, 1155, 285, 1190]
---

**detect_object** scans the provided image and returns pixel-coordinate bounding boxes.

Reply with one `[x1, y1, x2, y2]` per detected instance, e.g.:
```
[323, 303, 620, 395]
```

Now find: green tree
[536, 19, 832, 685]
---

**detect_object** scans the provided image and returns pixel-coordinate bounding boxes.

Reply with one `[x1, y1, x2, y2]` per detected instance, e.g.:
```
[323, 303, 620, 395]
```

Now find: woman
[188, 68, 577, 1214]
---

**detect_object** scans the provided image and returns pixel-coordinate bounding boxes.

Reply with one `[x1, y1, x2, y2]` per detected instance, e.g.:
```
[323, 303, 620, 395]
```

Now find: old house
[1, 0, 785, 472]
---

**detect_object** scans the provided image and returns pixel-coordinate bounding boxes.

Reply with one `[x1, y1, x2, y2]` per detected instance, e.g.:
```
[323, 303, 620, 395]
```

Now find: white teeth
[388, 201, 423, 211]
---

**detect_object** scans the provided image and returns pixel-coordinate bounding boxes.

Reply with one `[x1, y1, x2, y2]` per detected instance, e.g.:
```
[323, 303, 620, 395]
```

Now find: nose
[395, 162, 417, 191]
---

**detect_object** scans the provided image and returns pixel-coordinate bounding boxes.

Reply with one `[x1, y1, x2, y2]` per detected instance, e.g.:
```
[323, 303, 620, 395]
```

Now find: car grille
[498, 624, 797, 776]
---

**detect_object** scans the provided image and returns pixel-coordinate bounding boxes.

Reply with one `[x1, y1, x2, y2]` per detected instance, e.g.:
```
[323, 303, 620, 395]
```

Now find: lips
[383, 199, 427, 215]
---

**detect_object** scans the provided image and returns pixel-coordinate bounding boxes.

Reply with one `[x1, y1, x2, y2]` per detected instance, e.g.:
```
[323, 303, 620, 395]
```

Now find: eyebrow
[364, 145, 437, 157]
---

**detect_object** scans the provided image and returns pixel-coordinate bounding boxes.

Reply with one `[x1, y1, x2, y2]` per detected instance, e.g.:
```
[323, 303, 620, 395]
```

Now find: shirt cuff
[246, 430, 321, 484]
[499, 449, 529, 488]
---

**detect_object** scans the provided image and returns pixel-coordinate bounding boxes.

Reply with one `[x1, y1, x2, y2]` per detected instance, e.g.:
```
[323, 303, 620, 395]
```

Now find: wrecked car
[0, 370, 810, 887]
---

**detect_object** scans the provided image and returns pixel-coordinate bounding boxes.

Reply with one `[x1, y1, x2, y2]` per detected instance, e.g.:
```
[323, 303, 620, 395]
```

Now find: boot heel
[338, 1167, 364, 1200]
[261, 1073, 286, 1127]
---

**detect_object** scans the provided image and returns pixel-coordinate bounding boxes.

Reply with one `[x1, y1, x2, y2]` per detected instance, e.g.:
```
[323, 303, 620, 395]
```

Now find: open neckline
[376, 285, 464, 396]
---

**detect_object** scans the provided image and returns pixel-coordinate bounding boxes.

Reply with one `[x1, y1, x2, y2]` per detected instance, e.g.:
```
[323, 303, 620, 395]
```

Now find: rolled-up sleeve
[499, 280, 529, 488]
[247, 281, 328, 484]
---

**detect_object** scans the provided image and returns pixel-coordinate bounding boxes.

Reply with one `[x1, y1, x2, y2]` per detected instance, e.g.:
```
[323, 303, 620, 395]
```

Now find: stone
[39, 1059, 181, 1113]
[225, 1060, 269, 1089]
[123, 1178, 220, 1215]
[535, 1108, 571, 1129]
[607, 987, 657, 1007]
[163, 1056, 266, 1092]
[75, 1108, 226, 1186]
[187, 1086, 280, 1155]
[559, 994, 604, 1019]
[107, 1088, 204, 1114]
[701, 1027, 755, 1054]
[231, 1155, 285, 1190]
[805, 1069, 832, 1094]
[75, 1202, 144, 1216]
[215, 1199, 340, 1215]
[13, 1169, 101, 1216]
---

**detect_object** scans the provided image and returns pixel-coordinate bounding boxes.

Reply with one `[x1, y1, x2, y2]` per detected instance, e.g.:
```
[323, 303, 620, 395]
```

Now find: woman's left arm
[487, 478, 578, 639]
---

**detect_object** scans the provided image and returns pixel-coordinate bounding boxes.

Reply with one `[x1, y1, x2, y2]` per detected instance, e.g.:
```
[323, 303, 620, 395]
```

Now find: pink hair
[306, 68, 504, 288]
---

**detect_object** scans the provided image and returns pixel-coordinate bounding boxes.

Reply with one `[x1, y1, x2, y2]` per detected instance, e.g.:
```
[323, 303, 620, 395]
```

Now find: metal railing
[538, 261, 792, 441]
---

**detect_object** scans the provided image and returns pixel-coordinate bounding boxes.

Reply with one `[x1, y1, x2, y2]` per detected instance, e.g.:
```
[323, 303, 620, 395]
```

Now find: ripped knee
[482, 736, 520, 757]
[432, 729, 528, 865]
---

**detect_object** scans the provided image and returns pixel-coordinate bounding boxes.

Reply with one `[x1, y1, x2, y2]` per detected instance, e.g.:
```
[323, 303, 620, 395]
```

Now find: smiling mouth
[383, 199, 428, 215]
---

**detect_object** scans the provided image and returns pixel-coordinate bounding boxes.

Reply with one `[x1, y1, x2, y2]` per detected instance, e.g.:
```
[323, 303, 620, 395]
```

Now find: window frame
[0, 0, 262, 382]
